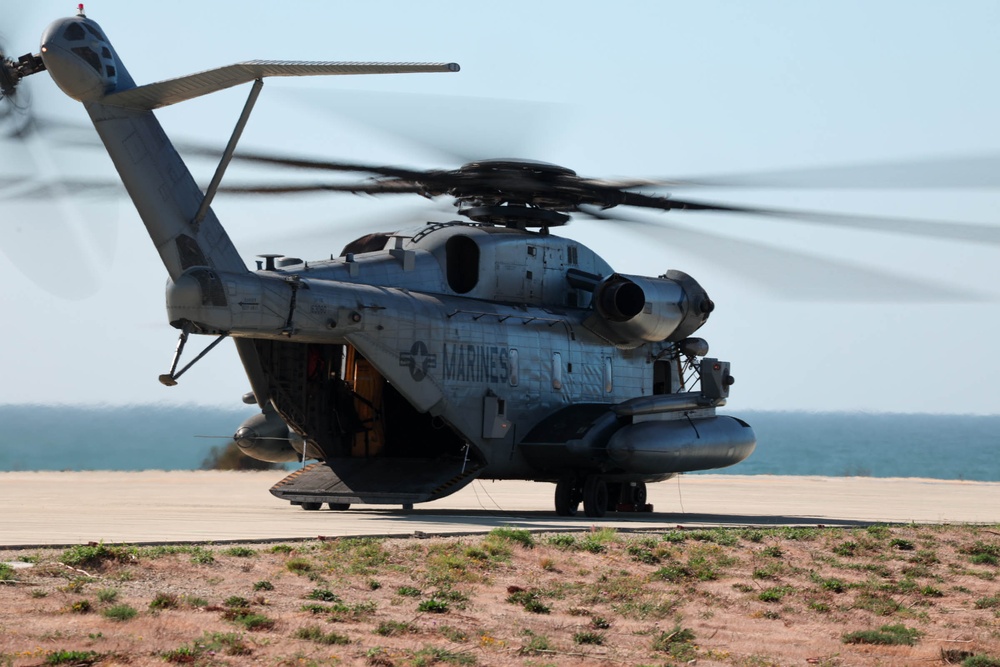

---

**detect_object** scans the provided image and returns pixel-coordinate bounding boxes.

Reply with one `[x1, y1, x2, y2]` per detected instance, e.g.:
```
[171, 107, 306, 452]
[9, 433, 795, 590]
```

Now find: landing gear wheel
[328, 502, 351, 511]
[301, 502, 322, 511]
[401, 503, 414, 511]
[632, 482, 647, 506]
[554, 477, 580, 517]
[583, 477, 608, 518]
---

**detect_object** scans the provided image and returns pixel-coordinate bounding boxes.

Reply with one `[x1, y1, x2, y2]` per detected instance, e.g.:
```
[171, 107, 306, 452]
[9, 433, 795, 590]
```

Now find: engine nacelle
[589, 270, 714, 345]
[234, 409, 307, 464]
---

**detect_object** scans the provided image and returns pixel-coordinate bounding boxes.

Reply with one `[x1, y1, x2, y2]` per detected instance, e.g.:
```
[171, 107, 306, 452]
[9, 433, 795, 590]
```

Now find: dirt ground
[1, 525, 998, 667]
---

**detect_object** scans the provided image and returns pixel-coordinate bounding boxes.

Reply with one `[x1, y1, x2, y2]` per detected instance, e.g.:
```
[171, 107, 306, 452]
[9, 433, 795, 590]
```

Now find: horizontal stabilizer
[100, 60, 460, 110]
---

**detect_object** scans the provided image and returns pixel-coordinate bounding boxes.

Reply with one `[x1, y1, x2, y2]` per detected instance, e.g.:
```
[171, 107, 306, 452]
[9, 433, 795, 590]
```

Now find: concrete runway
[1, 471, 997, 547]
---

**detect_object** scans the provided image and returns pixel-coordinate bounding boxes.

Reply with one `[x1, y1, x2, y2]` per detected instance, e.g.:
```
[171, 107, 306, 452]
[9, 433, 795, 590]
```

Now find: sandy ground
[1, 525, 999, 666]
[1, 472, 998, 547]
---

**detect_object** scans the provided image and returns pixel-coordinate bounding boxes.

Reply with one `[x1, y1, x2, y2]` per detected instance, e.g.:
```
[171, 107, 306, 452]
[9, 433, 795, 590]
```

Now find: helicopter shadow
[355, 508, 878, 531]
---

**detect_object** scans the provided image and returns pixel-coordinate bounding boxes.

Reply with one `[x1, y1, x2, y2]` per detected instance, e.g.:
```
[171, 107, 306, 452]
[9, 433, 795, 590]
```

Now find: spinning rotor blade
[218, 180, 427, 195]
[618, 192, 1000, 247]
[175, 142, 436, 181]
[658, 153, 1000, 190]
[578, 206, 985, 302]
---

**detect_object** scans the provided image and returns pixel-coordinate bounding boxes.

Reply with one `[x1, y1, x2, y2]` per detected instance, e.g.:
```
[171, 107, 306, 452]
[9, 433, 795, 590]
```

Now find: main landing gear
[554, 477, 651, 517]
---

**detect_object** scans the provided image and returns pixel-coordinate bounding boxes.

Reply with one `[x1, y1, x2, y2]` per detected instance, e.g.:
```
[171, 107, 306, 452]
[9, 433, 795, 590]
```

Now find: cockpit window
[446, 235, 479, 294]
[71, 47, 102, 73]
[64, 23, 86, 41]
[83, 24, 105, 41]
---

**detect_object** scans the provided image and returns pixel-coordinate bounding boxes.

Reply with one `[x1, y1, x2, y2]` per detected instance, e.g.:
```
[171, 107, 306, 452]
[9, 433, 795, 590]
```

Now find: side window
[552, 352, 563, 390]
[446, 235, 479, 294]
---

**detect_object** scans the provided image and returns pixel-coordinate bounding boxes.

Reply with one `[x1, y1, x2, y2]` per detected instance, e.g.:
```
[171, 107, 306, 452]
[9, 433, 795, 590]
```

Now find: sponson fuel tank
[606, 416, 755, 474]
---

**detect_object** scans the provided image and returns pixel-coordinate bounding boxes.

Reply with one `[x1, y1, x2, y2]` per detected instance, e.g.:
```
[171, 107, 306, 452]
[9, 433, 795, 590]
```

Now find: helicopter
[7, 9, 991, 516]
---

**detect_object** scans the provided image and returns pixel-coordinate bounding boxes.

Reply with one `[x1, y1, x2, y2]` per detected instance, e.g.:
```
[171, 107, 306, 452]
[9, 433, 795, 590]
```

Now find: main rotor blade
[660, 153, 1000, 190]
[217, 180, 426, 195]
[620, 192, 1000, 246]
[175, 142, 435, 180]
[578, 206, 986, 302]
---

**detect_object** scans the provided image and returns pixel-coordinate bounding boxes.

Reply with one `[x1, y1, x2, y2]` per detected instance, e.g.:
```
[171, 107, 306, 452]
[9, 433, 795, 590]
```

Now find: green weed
[519, 631, 552, 655]
[573, 630, 605, 645]
[652, 625, 697, 661]
[60, 542, 135, 569]
[228, 611, 275, 631]
[149, 592, 179, 610]
[102, 604, 138, 622]
[974, 595, 1000, 609]
[285, 556, 312, 574]
[374, 620, 417, 636]
[418, 598, 449, 613]
[842, 624, 921, 646]
[96, 588, 118, 603]
[45, 650, 99, 665]
[506, 589, 550, 614]
[305, 588, 341, 602]
[412, 646, 476, 665]
[488, 527, 535, 549]
[222, 546, 256, 557]
[295, 624, 351, 644]
[758, 586, 793, 603]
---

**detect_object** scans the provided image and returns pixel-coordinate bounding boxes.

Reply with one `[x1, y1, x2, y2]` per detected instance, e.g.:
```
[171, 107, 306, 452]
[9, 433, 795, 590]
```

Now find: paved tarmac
[1, 471, 996, 547]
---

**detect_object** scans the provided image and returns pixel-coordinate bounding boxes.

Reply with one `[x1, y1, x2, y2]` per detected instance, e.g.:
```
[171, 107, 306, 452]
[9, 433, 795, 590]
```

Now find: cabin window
[446, 235, 479, 294]
[653, 359, 672, 395]
[552, 352, 563, 390]
[604, 357, 613, 393]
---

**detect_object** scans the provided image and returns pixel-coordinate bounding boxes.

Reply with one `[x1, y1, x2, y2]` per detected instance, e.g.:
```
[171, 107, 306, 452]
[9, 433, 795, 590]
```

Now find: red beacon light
[76, 4, 86, 17]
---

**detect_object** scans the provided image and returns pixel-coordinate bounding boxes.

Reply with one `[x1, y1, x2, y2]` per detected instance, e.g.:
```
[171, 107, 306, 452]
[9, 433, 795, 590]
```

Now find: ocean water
[0, 405, 997, 481]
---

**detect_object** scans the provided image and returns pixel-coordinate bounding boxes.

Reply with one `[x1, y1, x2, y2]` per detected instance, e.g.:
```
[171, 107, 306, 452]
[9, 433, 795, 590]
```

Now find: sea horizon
[0, 404, 997, 482]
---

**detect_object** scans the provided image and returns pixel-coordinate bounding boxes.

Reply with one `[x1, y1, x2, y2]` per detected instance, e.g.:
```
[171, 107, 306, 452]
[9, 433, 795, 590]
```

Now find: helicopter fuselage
[165, 222, 754, 482]
[31, 10, 755, 516]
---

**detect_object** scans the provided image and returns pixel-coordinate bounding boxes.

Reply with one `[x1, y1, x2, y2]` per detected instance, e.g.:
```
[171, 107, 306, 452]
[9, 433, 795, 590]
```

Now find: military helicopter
[9, 9, 988, 516]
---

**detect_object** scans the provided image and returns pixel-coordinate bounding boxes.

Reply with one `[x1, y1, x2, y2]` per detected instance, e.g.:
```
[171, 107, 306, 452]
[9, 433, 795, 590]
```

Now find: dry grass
[0, 525, 998, 666]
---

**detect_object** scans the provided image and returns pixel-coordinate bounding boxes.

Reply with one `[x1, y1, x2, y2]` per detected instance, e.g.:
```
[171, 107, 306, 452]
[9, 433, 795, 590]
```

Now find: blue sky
[1, 0, 998, 413]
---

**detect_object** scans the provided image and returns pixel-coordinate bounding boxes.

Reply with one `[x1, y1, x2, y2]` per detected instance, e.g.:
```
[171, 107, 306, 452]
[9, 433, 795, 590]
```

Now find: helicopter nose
[40, 16, 118, 101]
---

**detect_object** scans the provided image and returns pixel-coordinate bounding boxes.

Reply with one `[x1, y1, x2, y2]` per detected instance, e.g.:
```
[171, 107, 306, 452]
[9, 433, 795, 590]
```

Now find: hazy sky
[2, 0, 999, 414]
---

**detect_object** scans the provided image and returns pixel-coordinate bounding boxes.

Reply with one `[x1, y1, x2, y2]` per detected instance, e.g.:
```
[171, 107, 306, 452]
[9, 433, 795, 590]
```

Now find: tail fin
[39, 12, 458, 281]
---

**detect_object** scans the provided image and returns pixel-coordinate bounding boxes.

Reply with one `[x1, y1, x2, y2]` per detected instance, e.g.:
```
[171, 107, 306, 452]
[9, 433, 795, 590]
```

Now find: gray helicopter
[1, 8, 764, 517]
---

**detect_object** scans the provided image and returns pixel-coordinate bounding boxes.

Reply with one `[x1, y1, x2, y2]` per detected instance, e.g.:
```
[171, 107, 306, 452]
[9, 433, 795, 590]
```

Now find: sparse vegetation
[652, 625, 698, 661]
[295, 624, 351, 644]
[842, 623, 922, 646]
[149, 592, 179, 610]
[488, 526, 535, 549]
[101, 603, 138, 621]
[0, 526, 998, 665]
[418, 598, 449, 613]
[45, 650, 99, 665]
